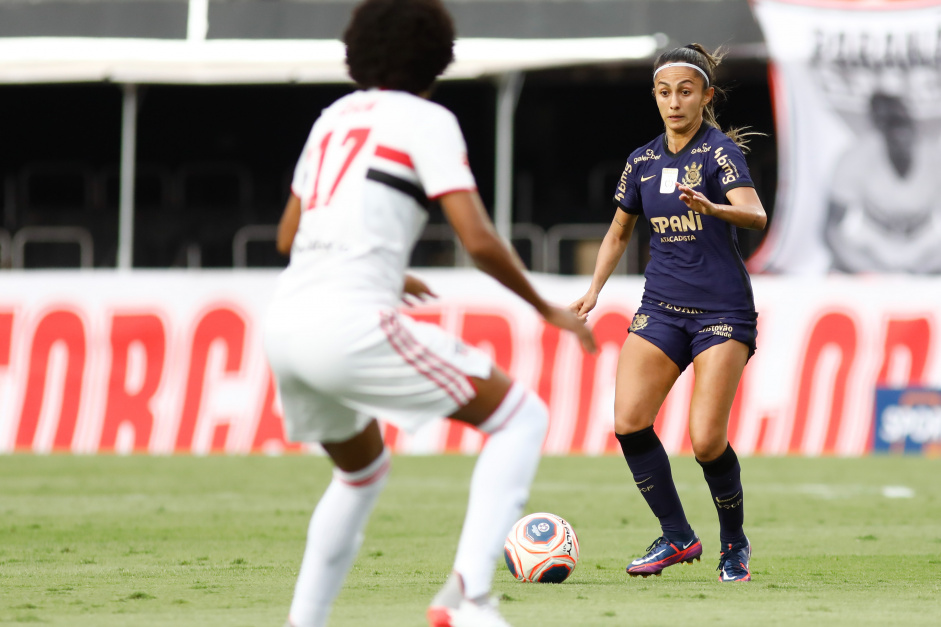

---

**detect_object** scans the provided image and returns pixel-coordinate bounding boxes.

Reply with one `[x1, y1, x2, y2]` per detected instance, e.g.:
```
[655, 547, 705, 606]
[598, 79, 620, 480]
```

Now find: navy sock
[697, 444, 746, 546]
[616, 427, 693, 543]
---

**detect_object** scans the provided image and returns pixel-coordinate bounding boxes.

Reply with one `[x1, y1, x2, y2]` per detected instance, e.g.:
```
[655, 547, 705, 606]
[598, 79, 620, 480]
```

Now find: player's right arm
[570, 208, 638, 320]
[571, 155, 642, 319]
[440, 190, 596, 354]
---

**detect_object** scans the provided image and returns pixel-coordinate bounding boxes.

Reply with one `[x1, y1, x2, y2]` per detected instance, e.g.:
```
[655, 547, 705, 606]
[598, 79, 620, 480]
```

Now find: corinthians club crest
[629, 314, 649, 332]
[681, 161, 703, 188]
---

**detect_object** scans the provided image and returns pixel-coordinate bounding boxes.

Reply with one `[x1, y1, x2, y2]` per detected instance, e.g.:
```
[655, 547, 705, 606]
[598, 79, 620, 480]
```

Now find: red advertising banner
[0, 271, 937, 456]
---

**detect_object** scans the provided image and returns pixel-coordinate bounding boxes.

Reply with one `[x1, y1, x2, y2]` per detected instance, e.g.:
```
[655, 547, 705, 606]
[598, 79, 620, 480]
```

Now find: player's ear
[703, 86, 715, 106]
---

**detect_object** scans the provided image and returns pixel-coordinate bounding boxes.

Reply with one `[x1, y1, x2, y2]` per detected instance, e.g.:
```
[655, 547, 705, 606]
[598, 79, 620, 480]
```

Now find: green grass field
[1, 454, 939, 626]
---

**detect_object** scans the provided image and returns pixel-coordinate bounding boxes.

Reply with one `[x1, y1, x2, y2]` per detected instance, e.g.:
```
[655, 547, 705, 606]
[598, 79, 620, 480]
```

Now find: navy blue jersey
[613, 124, 756, 315]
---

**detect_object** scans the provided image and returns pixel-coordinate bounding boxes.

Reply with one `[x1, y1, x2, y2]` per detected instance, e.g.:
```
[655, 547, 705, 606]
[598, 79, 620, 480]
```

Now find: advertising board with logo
[873, 388, 941, 454]
[1, 271, 939, 457]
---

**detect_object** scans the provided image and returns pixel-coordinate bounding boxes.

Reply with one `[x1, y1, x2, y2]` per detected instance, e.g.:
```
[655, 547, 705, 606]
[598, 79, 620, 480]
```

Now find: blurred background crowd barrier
[1, 0, 939, 456]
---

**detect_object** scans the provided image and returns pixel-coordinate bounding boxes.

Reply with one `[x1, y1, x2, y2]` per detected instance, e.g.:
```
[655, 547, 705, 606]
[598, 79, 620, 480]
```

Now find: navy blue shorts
[627, 300, 757, 372]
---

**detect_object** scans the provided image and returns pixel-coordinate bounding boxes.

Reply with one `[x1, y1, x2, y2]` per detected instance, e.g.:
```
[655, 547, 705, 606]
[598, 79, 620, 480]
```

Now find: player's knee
[614, 412, 655, 436]
[479, 385, 548, 439]
[690, 436, 726, 462]
[332, 447, 392, 493]
[521, 390, 549, 439]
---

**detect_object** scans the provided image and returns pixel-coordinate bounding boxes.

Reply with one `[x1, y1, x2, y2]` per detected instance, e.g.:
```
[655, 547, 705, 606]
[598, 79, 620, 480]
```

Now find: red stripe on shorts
[390, 316, 475, 399]
[387, 314, 476, 402]
[380, 312, 472, 406]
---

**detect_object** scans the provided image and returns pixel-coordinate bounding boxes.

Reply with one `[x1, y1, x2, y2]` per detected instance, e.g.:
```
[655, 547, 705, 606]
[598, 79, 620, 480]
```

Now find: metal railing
[544, 222, 638, 275]
[0, 228, 11, 268]
[11, 226, 94, 269]
[230, 221, 639, 275]
[232, 224, 279, 268]
[416, 222, 548, 272]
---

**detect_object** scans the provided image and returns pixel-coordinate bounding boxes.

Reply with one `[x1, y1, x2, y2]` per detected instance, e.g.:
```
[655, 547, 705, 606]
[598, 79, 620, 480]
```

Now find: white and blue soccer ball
[503, 512, 579, 583]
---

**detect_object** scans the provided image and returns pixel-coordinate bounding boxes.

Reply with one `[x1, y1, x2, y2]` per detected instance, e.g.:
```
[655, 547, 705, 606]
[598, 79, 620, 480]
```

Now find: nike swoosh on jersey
[635, 477, 652, 485]
[641, 175, 657, 181]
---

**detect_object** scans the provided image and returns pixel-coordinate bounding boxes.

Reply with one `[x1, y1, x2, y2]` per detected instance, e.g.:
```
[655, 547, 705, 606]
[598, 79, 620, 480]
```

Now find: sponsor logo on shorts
[658, 301, 705, 315]
[700, 323, 733, 338]
[629, 314, 649, 332]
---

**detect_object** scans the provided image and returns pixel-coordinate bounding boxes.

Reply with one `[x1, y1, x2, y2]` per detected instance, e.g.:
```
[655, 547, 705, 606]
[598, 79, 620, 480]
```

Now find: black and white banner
[750, 0, 941, 274]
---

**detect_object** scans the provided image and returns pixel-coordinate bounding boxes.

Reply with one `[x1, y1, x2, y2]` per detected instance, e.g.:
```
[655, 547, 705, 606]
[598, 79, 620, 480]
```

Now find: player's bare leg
[614, 334, 702, 577]
[690, 340, 752, 582]
[287, 421, 391, 627]
[428, 367, 548, 627]
[613, 333, 680, 435]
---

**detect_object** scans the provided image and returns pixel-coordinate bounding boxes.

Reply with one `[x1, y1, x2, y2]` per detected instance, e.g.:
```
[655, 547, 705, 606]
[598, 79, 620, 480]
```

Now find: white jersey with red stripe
[275, 88, 476, 308]
[264, 89, 490, 443]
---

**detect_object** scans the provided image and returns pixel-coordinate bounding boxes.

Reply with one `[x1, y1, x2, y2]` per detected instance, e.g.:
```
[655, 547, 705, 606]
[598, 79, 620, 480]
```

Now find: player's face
[654, 67, 713, 135]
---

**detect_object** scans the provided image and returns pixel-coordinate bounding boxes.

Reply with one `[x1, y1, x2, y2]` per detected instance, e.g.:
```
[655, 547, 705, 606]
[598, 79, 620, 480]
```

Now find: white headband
[654, 62, 710, 86]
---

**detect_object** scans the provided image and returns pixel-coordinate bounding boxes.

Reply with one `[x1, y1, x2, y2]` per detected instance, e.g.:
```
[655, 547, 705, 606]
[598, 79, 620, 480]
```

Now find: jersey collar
[661, 122, 710, 159]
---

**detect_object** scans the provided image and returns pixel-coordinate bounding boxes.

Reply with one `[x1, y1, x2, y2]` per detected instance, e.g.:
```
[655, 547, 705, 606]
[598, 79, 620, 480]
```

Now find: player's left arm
[675, 184, 767, 230]
[276, 193, 302, 255]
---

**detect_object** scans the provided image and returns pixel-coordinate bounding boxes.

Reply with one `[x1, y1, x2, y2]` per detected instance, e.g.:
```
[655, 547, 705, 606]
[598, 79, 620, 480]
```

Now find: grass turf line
[0, 455, 939, 626]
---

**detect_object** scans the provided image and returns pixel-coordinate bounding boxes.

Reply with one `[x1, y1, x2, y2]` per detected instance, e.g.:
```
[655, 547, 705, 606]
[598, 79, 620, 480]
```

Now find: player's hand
[542, 305, 597, 353]
[676, 183, 717, 216]
[569, 291, 598, 322]
[401, 273, 437, 306]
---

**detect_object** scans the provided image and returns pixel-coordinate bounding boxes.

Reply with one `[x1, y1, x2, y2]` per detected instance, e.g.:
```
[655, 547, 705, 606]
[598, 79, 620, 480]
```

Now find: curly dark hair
[343, 0, 456, 94]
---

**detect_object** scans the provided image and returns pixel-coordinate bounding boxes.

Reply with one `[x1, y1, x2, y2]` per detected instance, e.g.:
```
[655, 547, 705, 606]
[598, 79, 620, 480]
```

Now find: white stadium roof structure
[0, 0, 765, 269]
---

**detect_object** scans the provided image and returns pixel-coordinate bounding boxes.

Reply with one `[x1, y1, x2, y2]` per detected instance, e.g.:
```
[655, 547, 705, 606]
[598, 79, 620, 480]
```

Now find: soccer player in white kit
[263, 1, 596, 626]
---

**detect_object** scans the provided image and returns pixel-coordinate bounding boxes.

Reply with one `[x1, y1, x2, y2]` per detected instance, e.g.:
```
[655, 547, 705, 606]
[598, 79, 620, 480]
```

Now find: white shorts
[264, 303, 492, 443]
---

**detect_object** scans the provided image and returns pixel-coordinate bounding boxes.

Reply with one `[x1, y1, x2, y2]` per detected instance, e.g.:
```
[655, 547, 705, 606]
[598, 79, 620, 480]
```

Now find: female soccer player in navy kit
[571, 44, 767, 583]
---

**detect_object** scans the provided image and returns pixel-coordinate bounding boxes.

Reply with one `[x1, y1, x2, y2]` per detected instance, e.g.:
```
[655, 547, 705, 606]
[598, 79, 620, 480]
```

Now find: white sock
[452, 384, 548, 600]
[288, 448, 391, 627]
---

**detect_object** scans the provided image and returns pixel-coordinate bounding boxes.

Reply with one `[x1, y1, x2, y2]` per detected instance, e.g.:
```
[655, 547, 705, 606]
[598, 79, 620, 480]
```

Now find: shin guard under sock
[616, 426, 693, 542]
[697, 443, 746, 545]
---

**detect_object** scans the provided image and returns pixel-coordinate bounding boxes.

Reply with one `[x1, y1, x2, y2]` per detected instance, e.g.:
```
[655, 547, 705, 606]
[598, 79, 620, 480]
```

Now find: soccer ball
[503, 512, 579, 583]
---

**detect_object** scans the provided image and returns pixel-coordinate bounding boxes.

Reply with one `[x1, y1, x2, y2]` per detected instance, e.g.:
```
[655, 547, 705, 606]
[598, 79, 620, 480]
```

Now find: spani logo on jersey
[504, 512, 580, 583]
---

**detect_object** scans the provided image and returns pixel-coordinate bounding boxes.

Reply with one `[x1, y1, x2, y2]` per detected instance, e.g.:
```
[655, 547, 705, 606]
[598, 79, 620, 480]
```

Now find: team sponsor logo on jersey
[293, 240, 349, 254]
[681, 161, 703, 189]
[629, 313, 649, 332]
[699, 323, 733, 338]
[714, 147, 741, 186]
[690, 142, 712, 155]
[615, 161, 632, 203]
[633, 148, 662, 164]
[338, 99, 377, 115]
[649, 210, 704, 234]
